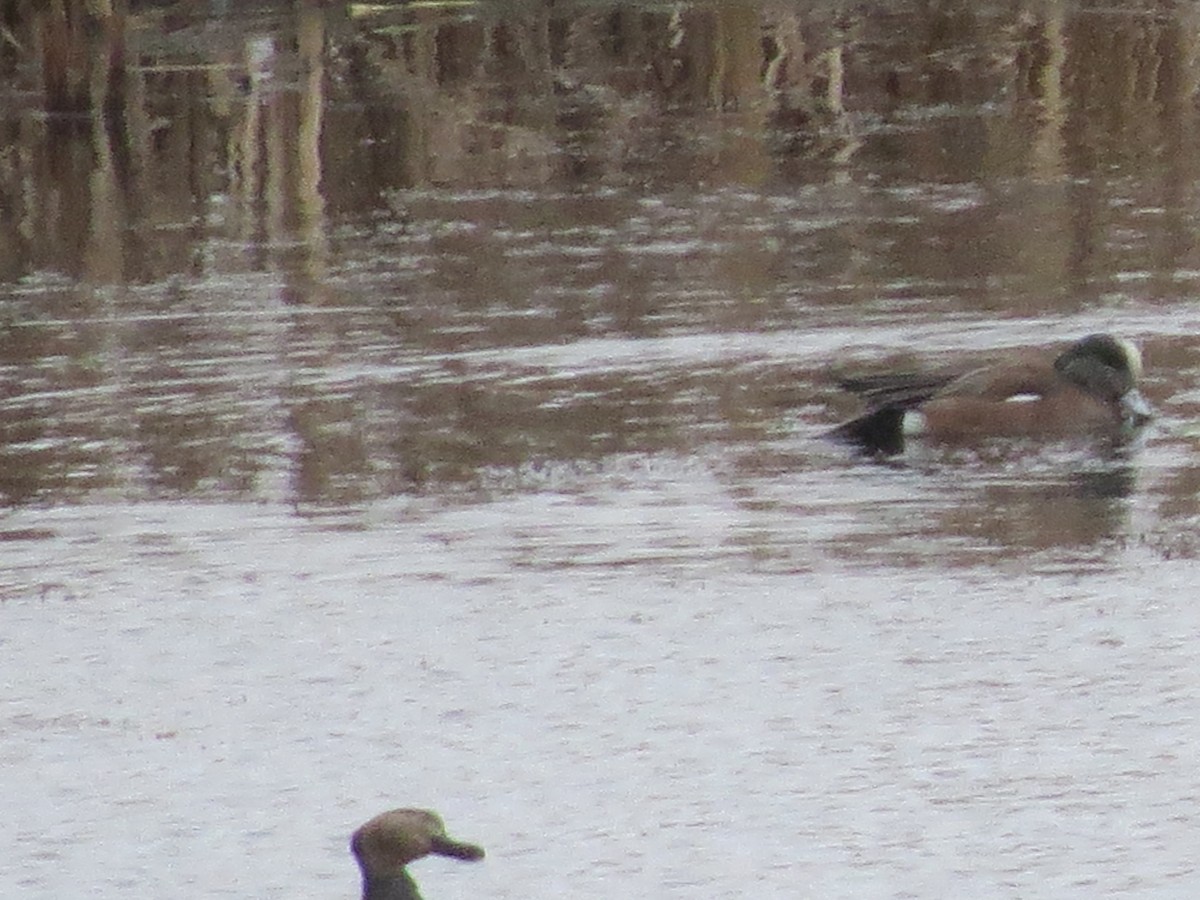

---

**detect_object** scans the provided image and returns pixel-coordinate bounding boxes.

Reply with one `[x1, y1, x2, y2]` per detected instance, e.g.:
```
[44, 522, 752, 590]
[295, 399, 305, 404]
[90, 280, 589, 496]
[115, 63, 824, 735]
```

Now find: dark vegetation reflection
[0, 0, 1198, 554]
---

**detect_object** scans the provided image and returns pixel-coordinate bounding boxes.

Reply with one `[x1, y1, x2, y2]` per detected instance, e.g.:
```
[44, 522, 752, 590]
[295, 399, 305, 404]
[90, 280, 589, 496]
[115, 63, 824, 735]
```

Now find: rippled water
[4, 2, 1200, 898]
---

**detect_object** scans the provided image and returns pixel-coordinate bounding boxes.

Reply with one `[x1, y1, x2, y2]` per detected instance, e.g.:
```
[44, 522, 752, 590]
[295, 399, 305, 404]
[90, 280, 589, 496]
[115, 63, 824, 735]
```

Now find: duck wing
[837, 371, 959, 410]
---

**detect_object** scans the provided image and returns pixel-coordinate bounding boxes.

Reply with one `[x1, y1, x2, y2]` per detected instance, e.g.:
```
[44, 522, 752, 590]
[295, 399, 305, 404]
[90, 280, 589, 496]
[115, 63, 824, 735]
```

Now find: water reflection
[725, 439, 1146, 573]
[1, 1, 1200, 530]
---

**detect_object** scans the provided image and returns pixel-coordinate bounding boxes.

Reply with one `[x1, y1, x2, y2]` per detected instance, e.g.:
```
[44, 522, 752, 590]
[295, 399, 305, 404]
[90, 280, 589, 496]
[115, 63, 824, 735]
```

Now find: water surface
[3, 2, 1200, 897]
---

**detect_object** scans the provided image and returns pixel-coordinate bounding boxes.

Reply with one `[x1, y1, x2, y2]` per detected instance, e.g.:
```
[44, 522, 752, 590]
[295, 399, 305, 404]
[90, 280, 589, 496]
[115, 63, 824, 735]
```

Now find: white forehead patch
[1116, 337, 1143, 379]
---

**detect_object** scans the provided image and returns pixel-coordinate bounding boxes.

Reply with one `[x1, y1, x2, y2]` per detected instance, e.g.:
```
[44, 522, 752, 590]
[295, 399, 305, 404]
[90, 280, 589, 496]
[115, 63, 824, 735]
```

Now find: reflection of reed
[296, 6, 328, 278]
[333, 3, 861, 187]
[2, 1, 1194, 267]
[12, 0, 126, 115]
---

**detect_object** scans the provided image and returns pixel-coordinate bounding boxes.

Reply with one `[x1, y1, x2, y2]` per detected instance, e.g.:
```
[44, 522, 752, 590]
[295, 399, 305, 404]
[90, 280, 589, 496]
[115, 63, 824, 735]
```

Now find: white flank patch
[902, 410, 928, 435]
[1004, 393, 1041, 403]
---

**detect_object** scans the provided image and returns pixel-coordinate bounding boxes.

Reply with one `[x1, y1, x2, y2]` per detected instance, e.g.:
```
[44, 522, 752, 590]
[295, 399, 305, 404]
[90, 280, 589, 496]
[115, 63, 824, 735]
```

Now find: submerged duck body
[829, 334, 1152, 455]
[351, 809, 484, 900]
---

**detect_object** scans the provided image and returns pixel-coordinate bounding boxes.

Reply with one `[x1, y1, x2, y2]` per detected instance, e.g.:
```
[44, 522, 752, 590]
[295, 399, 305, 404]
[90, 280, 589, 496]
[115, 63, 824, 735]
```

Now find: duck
[828, 333, 1152, 455]
[351, 808, 484, 900]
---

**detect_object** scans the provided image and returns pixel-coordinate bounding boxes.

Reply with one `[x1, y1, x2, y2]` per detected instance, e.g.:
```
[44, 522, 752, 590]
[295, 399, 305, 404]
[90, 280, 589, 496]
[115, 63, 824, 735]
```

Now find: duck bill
[1120, 389, 1153, 427]
[429, 834, 486, 861]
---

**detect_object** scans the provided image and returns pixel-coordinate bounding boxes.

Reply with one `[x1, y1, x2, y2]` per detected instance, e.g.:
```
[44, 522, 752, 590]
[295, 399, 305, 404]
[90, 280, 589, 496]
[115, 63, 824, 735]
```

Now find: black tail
[827, 406, 907, 456]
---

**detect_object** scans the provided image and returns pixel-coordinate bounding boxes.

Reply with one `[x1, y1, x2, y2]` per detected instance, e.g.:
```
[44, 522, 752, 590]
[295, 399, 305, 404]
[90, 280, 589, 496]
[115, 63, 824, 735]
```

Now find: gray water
[4, 1, 1200, 897]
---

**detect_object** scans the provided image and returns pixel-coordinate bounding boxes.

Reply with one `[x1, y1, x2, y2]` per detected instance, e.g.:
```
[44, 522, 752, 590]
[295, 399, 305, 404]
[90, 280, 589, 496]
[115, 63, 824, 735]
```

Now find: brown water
[4, 2, 1200, 897]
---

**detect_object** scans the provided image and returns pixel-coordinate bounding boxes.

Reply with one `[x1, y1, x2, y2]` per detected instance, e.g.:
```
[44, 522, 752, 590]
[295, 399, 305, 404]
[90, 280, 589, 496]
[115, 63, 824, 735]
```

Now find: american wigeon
[829, 333, 1152, 455]
[351, 809, 484, 900]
